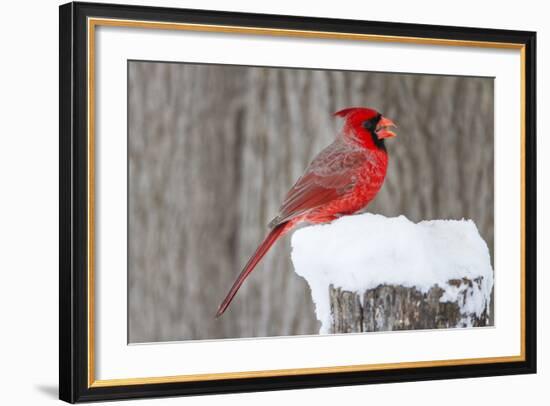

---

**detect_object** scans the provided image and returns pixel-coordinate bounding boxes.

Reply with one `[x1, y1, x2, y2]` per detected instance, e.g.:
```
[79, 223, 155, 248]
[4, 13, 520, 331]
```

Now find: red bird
[216, 107, 397, 317]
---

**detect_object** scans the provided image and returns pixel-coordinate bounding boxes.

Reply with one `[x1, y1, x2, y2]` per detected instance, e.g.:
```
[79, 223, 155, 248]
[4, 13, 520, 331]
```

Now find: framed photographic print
[59, 1, 537, 403]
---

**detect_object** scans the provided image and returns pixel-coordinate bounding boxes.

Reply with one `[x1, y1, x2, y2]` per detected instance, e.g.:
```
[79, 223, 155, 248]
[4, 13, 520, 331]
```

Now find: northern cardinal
[216, 107, 397, 317]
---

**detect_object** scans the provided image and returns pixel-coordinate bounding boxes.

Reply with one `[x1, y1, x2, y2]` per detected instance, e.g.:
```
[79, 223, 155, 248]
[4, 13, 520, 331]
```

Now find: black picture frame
[59, 1, 537, 403]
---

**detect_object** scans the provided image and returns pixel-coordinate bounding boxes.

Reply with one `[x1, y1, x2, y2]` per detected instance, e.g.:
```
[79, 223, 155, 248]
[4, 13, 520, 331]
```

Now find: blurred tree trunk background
[128, 61, 494, 342]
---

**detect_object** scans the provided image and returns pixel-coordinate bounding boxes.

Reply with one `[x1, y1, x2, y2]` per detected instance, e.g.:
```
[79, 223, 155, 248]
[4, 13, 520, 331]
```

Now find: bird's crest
[334, 107, 358, 118]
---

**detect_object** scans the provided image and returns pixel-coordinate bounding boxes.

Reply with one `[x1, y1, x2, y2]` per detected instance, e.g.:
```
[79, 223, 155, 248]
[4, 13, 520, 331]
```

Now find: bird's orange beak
[376, 116, 397, 139]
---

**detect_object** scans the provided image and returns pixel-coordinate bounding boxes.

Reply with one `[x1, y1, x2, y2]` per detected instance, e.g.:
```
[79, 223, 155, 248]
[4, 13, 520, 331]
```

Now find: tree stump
[329, 277, 490, 334]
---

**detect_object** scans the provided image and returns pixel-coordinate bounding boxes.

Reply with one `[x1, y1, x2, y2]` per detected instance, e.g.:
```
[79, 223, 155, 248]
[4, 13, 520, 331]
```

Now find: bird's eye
[362, 119, 375, 130]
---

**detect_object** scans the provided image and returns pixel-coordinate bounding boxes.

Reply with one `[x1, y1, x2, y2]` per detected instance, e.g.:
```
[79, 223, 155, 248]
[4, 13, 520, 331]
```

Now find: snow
[290, 213, 494, 334]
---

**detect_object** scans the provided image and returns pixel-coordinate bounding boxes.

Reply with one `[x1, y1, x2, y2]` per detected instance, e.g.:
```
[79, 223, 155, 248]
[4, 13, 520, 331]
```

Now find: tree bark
[329, 278, 490, 334]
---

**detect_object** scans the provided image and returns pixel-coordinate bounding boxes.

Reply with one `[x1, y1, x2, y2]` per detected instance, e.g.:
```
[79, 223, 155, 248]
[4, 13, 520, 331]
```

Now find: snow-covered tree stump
[291, 214, 493, 334]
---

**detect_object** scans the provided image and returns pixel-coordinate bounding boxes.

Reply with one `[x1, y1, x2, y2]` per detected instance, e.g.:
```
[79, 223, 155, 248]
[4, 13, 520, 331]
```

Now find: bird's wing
[269, 140, 368, 227]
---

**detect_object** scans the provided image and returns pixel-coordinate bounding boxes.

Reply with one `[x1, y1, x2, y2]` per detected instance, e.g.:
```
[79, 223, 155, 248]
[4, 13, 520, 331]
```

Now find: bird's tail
[216, 223, 288, 317]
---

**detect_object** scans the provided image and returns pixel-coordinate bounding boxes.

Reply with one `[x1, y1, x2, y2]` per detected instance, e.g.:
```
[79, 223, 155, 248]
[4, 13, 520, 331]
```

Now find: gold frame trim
[87, 17, 527, 388]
